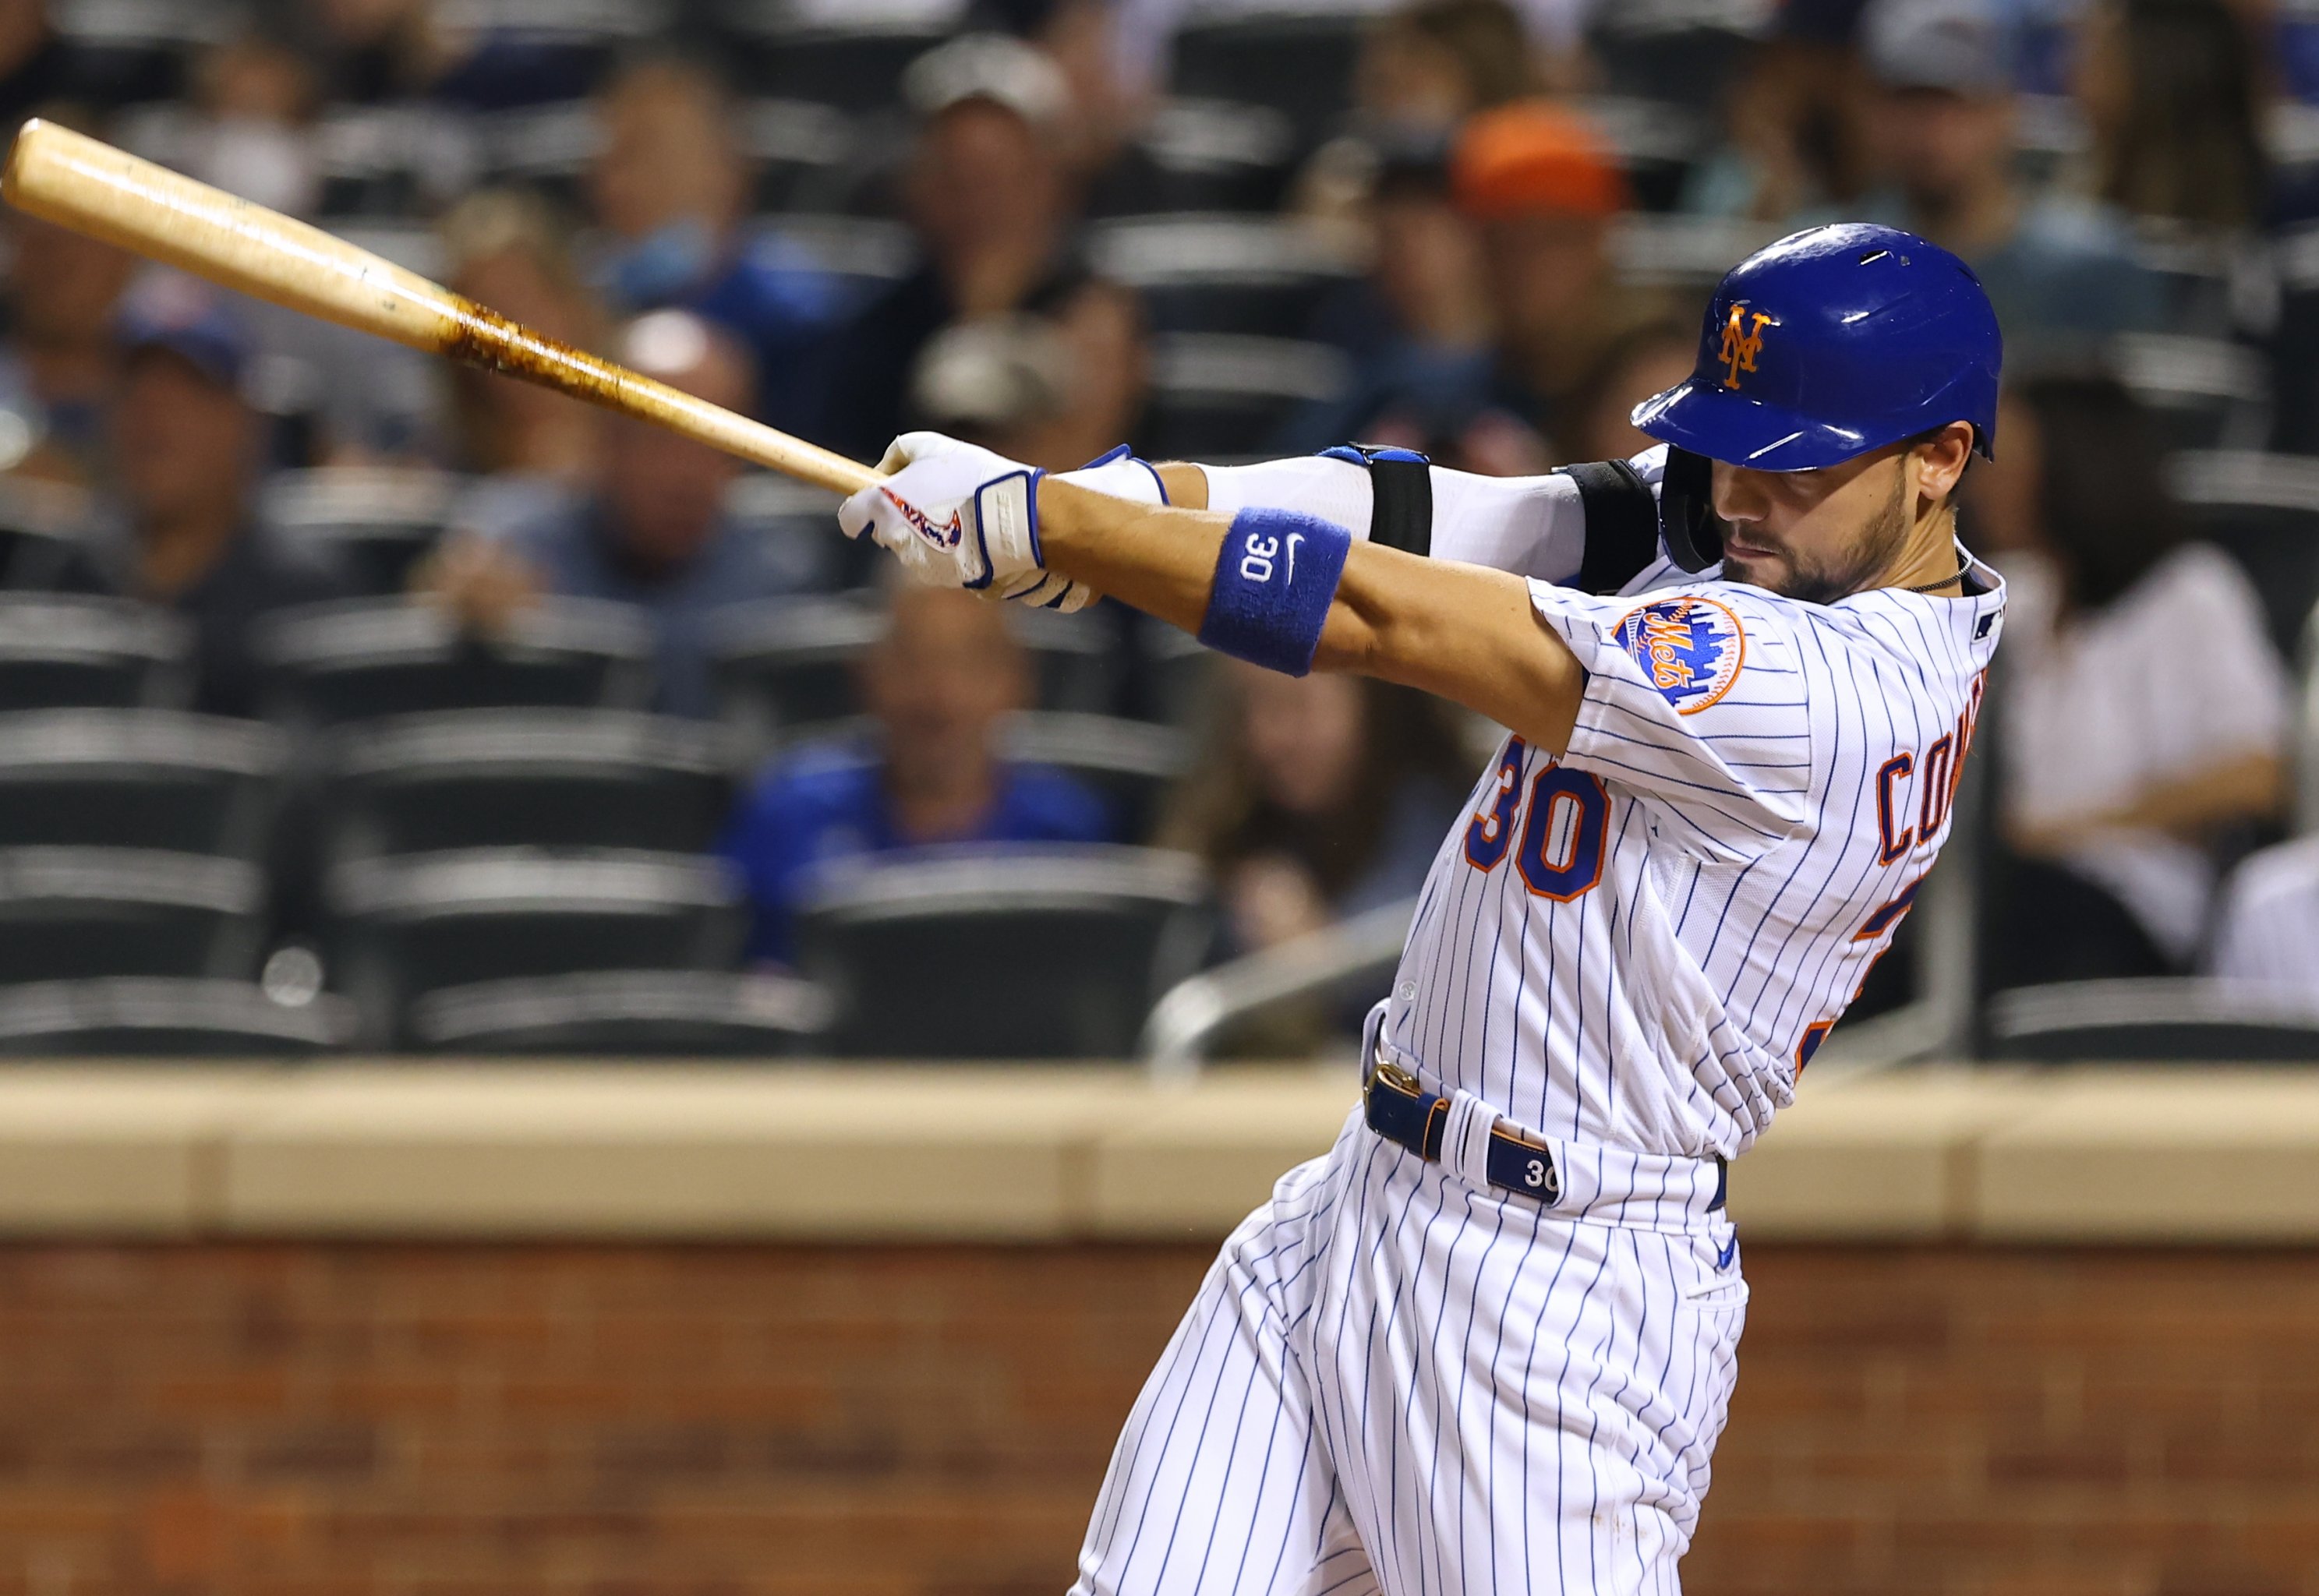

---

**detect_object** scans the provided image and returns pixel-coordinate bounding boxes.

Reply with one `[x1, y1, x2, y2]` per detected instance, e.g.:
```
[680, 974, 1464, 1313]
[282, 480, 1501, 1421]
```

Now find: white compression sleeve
[1198, 457, 1593, 584]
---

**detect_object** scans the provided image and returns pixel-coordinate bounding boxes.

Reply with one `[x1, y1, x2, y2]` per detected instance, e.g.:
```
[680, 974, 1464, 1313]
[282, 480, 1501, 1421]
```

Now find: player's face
[1709, 442, 1914, 605]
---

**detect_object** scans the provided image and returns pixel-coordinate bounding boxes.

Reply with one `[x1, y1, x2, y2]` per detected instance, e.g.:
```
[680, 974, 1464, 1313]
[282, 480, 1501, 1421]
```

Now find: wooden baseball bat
[1, 118, 880, 497]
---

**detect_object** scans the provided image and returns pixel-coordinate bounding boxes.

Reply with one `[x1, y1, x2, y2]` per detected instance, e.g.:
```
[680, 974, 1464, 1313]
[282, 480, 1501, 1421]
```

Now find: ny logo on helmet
[1718, 306, 1773, 390]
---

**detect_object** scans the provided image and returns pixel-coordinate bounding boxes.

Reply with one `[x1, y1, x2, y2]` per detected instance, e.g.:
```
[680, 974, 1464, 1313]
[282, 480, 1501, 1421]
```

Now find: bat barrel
[2, 118, 881, 498]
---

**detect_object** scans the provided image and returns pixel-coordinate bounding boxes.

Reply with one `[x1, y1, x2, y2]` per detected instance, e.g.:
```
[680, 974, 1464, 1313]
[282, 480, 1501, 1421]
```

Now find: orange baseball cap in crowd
[1451, 101, 1629, 220]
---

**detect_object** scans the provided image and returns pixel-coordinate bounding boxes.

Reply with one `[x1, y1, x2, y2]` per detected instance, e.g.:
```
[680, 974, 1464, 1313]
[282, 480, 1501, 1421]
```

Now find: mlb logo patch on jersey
[1611, 596, 1745, 714]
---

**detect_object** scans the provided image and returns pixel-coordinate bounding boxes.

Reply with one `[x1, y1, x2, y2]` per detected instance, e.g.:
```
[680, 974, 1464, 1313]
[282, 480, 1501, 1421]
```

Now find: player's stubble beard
[1748, 462, 1913, 606]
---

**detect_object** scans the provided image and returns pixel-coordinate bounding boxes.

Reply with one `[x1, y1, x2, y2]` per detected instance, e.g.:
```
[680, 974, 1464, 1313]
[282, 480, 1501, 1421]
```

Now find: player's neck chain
[1897, 553, 1974, 594]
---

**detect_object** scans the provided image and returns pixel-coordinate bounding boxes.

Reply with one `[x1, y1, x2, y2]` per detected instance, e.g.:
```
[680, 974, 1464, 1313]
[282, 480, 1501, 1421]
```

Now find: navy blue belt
[1361, 1058, 1726, 1211]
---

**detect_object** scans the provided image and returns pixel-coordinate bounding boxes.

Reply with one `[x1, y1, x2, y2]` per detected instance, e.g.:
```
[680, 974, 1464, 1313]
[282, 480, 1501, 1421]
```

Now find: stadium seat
[999, 713, 1191, 840]
[0, 595, 190, 712]
[0, 475, 101, 591]
[0, 977, 355, 1057]
[310, 103, 485, 219]
[2270, 219, 2319, 453]
[1570, 94, 1714, 212]
[707, 592, 883, 756]
[1087, 215, 1360, 335]
[256, 598, 655, 724]
[708, 596, 1124, 760]
[722, 472, 844, 594]
[1610, 214, 1784, 297]
[2111, 334, 2271, 453]
[0, 848, 265, 984]
[1143, 334, 1352, 461]
[715, 10, 954, 105]
[473, 97, 609, 210]
[743, 97, 864, 214]
[327, 847, 746, 1046]
[48, 0, 224, 104]
[1120, 100, 1301, 215]
[410, 969, 830, 1055]
[1585, 1, 1763, 114]
[1985, 978, 2319, 1061]
[259, 468, 457, 597]
[758, 217, 917, 312]
[1139, 618, 1218, 729]
[792, 845, 1213, 1058]
[2170, 451, 2319, 657]
[1168, 11, 1364, 147]
[325, 709, 734, 860]
[0, 711, 287, 856]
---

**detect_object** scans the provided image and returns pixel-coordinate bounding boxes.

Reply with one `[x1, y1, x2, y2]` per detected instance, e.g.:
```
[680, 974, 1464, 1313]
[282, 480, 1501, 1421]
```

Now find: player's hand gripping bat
[1, 118, 880, 497]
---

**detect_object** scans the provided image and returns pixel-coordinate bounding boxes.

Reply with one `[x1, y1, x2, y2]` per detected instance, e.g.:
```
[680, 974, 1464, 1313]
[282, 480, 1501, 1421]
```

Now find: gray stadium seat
[48, 0, 228, 103]
[312, 103, 484, 219]
[1144, 334, 1352, 461]
[0, 977, 355, 1057]
[0, 595, 189, 711]
[0, 848, 265, 984]
[722, 472, 844, 593]
[1610, 214, 1784, 297]
[1168, 10, 1363, 147]
[410, 969, 830, 1055]
[2170, 451, 2319, 656]
[1000, 713, 1192, 839]
[793, 845, 1214, 1058]
[2112, 334, 2271, 453]
[744, 97, 864, 214]
[715, 9, 953, 104]
[708, 596, 1125, 761]
[1125, 100, 1300, 215]
[0, 711, 286, 856]
[1985, 979, 2319, 1061]
[327, 847, 746, 1046]
[325, 709, 734, 859]
[259, 468, 456, 596]
[1087, 215, 1361, 334]
[257, 598, 655, 724]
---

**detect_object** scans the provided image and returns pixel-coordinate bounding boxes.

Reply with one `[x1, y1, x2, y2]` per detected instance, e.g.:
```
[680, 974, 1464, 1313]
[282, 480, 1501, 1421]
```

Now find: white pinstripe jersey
[1383, 556, 2003, 1161]
[1200, 450, 2007, 1161]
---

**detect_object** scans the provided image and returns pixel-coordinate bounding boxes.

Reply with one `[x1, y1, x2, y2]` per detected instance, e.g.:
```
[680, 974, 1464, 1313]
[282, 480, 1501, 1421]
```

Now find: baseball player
[839, 222, 2005, 1593]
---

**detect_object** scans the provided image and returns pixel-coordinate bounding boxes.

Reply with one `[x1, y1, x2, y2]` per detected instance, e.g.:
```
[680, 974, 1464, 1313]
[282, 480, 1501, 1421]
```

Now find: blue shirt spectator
[422, 311, 829, 719]
[720, 748, 1111, 966]
[587, 59, 839, 437]
[718, 586, 1112, 966]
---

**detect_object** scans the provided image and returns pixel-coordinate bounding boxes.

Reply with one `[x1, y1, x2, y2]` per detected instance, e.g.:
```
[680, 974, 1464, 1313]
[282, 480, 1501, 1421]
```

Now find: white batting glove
[838, 433, 1092, 612]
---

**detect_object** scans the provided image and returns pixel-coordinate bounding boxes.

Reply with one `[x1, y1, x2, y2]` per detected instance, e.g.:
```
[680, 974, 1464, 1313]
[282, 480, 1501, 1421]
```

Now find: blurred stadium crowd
[0, 0, 2314, 1061]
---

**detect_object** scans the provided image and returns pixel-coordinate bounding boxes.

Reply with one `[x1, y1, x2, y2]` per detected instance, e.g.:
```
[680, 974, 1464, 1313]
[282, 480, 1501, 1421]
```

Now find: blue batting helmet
[1631, 223, 2002, 472]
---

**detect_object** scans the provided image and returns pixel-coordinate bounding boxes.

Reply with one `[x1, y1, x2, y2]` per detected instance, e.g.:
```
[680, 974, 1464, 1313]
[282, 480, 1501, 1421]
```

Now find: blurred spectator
[815, 34, 1119, 464]
[718, 584, 1113, 967]
[2076, 0, 2267, 232]
[909, 297, 1149, 470]
[1356, 0, 1541, 139]
[2208, 837, 2319, 994]
[1681, 32, 1876, 221]
[1280, 138, 1500, 458]
[1559, 319, 1697, 464]
[95, 274, 348, 718]
[165, 37, 323, 220]
[1448, 100, 1663, 466]
[1972, 374, 2288, 985]
[1109, 0, 1586, 101]
[437, 189, 606, 501]
[0, 147, 136, 486]
[1840, 0, 2163, 362]
[588, 58, 836, 436]
[302, 0, 593, 111]
[419, 311, 829, 719]
[1160, 669, 1469, 964]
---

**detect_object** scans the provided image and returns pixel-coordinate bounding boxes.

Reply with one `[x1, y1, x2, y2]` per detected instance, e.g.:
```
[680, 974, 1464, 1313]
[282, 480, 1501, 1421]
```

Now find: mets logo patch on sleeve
[1610, 596, 1745, 714]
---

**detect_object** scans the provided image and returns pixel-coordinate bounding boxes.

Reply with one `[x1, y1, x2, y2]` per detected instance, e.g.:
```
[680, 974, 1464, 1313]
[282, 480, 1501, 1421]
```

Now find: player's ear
[1911, 422, 1974, 506]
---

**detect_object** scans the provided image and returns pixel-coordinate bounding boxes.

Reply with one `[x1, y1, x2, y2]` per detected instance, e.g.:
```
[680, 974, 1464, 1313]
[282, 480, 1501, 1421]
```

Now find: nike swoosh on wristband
[1287, 531, 1303, 585]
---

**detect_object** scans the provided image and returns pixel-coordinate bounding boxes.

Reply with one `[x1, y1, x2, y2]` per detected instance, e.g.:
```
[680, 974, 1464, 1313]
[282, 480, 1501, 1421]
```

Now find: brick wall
[0, 1243, 2312, 1596]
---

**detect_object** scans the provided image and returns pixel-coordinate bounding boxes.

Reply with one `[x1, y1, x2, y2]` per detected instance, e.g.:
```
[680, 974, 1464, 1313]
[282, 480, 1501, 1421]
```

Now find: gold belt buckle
[1370, 1055, 1421, 1097]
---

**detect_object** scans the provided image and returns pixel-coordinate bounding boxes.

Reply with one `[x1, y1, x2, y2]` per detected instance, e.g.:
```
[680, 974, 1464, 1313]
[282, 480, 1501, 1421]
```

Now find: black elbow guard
[1556, 448, 1725, 588]
[1323, 443, 1725, 591]
[1319, 443, 1433, 556]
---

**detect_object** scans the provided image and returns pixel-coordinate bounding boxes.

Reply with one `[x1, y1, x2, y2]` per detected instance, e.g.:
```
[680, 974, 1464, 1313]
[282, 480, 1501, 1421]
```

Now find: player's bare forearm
[1038, 478, 1585, 754]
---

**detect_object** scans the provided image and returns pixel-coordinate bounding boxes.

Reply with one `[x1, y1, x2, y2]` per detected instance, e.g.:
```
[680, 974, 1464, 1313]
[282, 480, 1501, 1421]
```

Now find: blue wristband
[1197, 507, 1352, 676]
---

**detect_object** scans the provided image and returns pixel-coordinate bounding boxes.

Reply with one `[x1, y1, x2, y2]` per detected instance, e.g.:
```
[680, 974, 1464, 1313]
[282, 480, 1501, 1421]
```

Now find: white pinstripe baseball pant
[1070, 1107, 1745, 1596]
